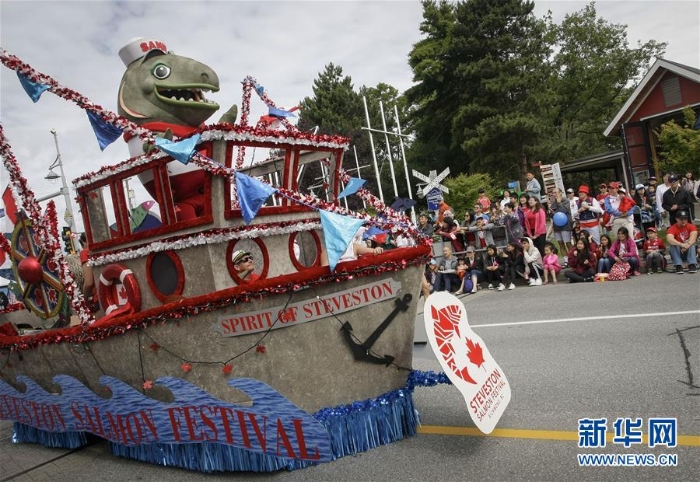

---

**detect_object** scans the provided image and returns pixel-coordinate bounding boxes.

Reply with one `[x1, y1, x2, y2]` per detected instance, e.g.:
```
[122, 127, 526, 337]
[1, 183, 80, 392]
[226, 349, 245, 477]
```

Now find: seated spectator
[665, 210, 697, 274]
[482, 244, 504, 290]
[521, 237, 543, 286]
[436, 246, 460, 292]
[564, 238, 596, 283]
[579, 230, 598, 256]
[542, 242, 561, 285]
[596, 234, 613, 274]
[422, 259, 440, 297]
[436, 217, 464, 253]
[609, 226, 641, 276]
[642, 227, 666, 273]
[456, 246, 483, 294]
[497, 241, 520, 290]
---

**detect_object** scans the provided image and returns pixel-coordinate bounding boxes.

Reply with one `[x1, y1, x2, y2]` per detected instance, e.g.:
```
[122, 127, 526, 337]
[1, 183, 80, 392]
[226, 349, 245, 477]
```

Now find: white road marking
[471, 310, 700, 328]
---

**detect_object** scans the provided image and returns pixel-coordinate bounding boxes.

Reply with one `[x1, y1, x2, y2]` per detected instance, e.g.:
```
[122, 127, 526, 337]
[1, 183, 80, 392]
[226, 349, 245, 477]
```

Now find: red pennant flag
[2, 185, 18, 225]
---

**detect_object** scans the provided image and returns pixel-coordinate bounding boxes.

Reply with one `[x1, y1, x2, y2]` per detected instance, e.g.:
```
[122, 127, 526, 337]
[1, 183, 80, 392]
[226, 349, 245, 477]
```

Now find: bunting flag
[16, 72, 50, 103]
[2, 185, 18, 225]
[0, 208, 4, 219]
[390, 197, 417, 212]
[86, 111, 123, 150]
[268, 106, 297, 119]
[319, 210, 365, 271]
[337, 177, 366, 199]
[362, 226, 387, 241]
[235, 172, 278, 224]
[254, 83, 265, 95]
[154, 134, 201, 164]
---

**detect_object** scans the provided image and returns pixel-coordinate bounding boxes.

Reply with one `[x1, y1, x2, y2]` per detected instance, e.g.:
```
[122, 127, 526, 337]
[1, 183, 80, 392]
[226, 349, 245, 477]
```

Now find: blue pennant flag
[235, 172, 278, 224]
[254, 83, 265, 95]
[17, 72, 50, 103]
[155, 134, 201, 164]
[362, 226, 387, 240]
[268, 106, 297, 119]
[319, 210, 365, 271]
[338, 177, 366, 199]
[0, 208, 5, 219]
[86, 111, 123, 151]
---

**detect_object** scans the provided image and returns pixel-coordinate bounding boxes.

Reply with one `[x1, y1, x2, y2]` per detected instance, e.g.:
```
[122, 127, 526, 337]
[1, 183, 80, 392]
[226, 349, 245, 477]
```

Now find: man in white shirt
[566, 188, 579, 221]
[655, 173, 671, 228]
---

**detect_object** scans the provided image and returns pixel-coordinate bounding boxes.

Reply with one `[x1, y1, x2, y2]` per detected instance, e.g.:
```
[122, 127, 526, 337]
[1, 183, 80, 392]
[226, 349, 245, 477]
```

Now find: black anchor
[341, 293, 413, 366]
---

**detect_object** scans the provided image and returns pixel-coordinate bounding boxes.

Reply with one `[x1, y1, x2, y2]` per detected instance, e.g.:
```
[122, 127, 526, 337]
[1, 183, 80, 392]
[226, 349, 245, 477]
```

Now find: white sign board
[424, 292, 511, 433]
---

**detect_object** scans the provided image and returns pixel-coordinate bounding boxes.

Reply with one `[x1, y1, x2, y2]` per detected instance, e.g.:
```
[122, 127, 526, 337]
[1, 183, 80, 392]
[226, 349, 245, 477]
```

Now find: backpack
[608, 261, 630, 281]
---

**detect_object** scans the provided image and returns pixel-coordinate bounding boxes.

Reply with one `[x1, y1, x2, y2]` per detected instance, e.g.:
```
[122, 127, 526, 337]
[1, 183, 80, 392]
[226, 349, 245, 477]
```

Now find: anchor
[341, 293, 413, 365]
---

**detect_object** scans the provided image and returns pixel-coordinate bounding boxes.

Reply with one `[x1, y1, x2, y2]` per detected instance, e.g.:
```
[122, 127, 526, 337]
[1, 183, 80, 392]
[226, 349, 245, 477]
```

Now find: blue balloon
[553, 212, 569, 227]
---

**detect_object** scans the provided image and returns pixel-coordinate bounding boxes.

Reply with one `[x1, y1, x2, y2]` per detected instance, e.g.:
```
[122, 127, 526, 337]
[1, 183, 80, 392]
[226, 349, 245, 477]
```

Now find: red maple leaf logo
[431, 304, 476, 384]
[466, 337, 486, 369]
[47, 288, 57, 304]
[149, 342, 160, 352]
[118, 285, 127, 300]
[142, 380, 153, 390]
[180, 362, 192, 373]
[33, 288, 43, 307]
[222, 364, 233, 375]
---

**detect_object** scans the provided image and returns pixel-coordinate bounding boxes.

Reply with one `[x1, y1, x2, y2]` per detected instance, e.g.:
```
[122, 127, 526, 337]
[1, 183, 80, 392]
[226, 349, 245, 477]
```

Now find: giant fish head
[118, 50, 221, 127]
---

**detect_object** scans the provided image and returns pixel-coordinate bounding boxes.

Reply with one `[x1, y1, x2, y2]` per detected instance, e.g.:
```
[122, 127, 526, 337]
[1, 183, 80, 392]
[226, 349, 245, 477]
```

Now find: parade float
[0, 39, 440, 472]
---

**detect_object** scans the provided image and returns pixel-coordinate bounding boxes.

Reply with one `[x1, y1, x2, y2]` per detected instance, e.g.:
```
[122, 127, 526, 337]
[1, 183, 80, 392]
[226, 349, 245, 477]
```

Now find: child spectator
[609, 226, 641, 276]
[477, 188, 492, 210]
[456, 257, 469, 281]
[596, 234, 613, 274]
[542, 243, 561, 284]
[521, 237, 543, 286]
[482, 245, 504, 291]
[422, 259, 439, 297]
[456, 246, 483, 294]
[579, 230, 599, 256]
[564, 237, 596, 283]
[642, 227, 666, 273]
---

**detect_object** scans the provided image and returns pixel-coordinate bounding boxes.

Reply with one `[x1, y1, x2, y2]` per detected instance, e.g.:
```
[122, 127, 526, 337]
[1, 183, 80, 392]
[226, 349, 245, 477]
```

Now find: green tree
[442, 172, 498, 217]
[656, 106, 700, 174]
[406, 0, 551, 182]
[536, 3, 666, 165]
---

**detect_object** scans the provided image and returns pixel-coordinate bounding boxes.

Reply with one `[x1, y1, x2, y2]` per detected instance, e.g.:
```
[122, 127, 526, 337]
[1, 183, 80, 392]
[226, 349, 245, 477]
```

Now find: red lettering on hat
[140, 42, 150, 53]
[156, 41, 167, 51]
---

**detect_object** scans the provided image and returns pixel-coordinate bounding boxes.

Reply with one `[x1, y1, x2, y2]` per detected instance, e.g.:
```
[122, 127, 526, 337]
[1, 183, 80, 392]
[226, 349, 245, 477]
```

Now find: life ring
[98, 263, 141, 315]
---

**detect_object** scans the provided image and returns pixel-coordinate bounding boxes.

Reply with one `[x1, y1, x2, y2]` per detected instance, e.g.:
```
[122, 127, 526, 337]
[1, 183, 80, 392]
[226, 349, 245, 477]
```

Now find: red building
[604, 59, 700, 185]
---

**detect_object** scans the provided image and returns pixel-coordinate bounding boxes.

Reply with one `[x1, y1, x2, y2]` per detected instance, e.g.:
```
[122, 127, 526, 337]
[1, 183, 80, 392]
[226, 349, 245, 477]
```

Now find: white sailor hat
[118, 37, 169, 67]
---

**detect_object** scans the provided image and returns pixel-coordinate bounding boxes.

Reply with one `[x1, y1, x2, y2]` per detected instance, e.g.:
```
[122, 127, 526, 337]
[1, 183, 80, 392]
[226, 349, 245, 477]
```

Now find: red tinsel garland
[0, 246, 430, 352]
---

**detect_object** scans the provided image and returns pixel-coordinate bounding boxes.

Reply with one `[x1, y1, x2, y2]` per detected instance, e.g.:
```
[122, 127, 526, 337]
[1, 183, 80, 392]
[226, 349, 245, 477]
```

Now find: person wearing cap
[418, 213, 434, 237]
[604, 182, 635, 239]
[231, 250, 260, 283]
[662, 174, 694, 225]
[641, 227, 666, 273]
[665, 210, 697, 274]
[566, 188, 579, 222]
[575, 185, 603, 245]
[596, 183, 609, 203]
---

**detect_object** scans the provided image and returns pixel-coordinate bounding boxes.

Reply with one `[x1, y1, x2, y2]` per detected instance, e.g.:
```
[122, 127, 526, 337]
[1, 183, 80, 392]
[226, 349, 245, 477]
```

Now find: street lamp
[43, 129, 77, 237]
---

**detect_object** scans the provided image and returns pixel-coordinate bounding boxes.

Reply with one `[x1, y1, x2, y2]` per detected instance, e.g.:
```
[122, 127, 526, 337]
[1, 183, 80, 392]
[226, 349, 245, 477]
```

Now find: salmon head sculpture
[117, 38, 237, 221]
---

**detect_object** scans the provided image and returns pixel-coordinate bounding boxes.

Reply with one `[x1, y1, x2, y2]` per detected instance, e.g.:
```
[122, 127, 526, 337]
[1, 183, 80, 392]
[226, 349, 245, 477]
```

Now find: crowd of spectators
[421, 171, 699, 296]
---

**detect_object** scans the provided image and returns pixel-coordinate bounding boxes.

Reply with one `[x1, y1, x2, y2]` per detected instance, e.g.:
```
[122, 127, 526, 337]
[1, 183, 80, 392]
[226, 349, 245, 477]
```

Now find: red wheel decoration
[98, 263, 142, 315]
[10, 218, 65, 319]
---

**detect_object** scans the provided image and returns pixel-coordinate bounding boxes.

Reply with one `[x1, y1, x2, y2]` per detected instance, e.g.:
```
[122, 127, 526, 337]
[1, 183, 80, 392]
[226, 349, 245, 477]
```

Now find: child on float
[564, 237, 596, 283]
[521, 237, 544, 286]
[542, 242, 562, 284]
[641, 226, 666, 273]
[497, 241, 521, 290]
[596, 234, 613, 273]
[609, 226, 641, 276]
[455, 246, 483, 294]
[482, 244, 504, 290]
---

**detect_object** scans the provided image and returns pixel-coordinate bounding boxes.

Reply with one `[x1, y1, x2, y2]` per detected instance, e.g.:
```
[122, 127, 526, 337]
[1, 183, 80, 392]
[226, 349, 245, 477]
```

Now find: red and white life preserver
[98, 263, 141, 315]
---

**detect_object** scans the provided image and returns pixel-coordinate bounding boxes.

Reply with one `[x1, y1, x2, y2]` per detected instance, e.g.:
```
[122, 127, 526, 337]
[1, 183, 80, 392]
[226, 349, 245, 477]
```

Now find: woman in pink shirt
[524, 197, 547, 256]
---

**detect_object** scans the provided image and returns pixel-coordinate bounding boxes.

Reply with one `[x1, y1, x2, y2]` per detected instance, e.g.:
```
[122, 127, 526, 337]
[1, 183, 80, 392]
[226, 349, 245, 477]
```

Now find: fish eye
[152, 63, 171, 80]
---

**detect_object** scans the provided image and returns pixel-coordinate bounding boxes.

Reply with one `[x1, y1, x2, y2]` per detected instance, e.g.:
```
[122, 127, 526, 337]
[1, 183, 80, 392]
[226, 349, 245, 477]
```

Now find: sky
[0, 0, 698, 238]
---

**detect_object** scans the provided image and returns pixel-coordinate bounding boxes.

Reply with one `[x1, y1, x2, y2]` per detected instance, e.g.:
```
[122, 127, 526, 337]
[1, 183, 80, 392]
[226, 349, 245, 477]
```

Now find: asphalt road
[1, 273, 699, 481]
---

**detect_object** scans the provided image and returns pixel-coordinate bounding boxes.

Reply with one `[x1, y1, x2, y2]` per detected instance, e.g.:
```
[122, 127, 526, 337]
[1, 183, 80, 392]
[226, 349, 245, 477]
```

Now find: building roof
[604, 58, 700, 137]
